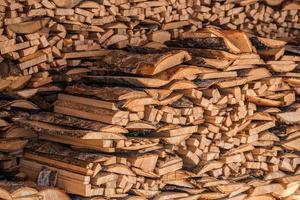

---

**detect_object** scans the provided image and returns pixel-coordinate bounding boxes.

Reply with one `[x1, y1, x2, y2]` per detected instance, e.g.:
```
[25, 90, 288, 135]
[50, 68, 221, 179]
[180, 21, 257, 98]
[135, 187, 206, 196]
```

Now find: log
[103, 50, 191, 75]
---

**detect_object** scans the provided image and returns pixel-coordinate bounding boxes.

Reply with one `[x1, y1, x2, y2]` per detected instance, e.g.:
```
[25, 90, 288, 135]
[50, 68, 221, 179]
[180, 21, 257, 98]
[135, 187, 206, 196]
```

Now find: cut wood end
[277, 111, 300, 124]
[265, 0, 284, 6]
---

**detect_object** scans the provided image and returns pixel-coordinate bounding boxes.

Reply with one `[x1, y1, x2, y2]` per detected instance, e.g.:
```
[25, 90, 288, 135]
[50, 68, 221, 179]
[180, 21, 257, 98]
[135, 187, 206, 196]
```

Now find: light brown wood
[277, 112, 300, 124]
[39, 188, 71, 200]
[0, 181, 48, 200]
[8, 18, 50, 34]
[0, 2, 298, 198]
[103, 50, 191, 75]
[53, 0, 83, 8]
[265, 0, 284, 6]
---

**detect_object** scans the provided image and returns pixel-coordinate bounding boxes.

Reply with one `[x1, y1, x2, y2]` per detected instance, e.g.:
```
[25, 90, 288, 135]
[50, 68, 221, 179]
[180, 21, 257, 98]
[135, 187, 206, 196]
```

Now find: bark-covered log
[103, 50, 191, 75]
[165, 38, 228, 51]
[28, 112, 127, 133]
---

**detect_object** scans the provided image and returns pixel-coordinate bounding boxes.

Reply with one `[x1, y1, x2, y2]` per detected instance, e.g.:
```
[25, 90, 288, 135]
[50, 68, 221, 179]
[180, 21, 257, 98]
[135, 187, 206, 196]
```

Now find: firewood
[58, 93, 118, 110]
[84, 75, 171, 88]
[258, 48, 285, 60]
[39, 188, 71, 200]
[0, 80, 12, 91]
[20, 159, 97, 196]
[282, 137, 300, 151]
[0, 2, 298, 196]
[104, 34, 128, 47]
[166, 38, 229, 51]
[63, 50, 111, 59]
[149, 31, 171, 43]
[53, 0, 83, 8]
[0, 139, 28, 153]
[54, 101, 129, 126]
[283, 2, 300, 10]
[199, 71, 237, 80]
[24, 152, 95, 176]
[103, 50, 191, 75]
[144, 42, 167, 49]
[265, 0, 284, 6]
[246, 96, 281, 107]
[18, 120, 126, 140]
[254, 37, 287, 49]
[277, 111, 300, 124]
[153, 192, 188, 200]
[222, 30, 253, 53]
[285, 45, 300, 55]
[104, 164, 135, 176]
[8, 75, 32, 90]
[18, 54, 48, 70]
[0, 181, 39, 200]
[249, 183, 284, 196]
[162, 21, 190, 30]
[7, 18, 50, 34]
[267, 61, 297, 73]
[27, 112, 127, 133]
[1, 42, 31, 54]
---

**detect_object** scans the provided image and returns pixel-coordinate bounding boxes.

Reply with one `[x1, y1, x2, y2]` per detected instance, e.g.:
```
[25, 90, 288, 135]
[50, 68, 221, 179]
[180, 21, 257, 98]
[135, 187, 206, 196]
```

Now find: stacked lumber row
[0, 180, 70, 200]
[0, 100, 39, 178]
[20, 141, 169, 199]
[4, 28, 298, 199]
[191, 0, 300, 39]
[0, 0, 299, 77]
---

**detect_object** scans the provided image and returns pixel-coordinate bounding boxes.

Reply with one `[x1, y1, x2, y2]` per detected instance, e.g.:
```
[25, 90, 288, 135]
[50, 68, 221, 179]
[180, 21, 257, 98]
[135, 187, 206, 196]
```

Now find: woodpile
[0, 180, 70, 200]
[0, 27, 298, 199]
[0, 0, 299, 199]
[0, 0, 299, 77]
[0, 100, 38, 178]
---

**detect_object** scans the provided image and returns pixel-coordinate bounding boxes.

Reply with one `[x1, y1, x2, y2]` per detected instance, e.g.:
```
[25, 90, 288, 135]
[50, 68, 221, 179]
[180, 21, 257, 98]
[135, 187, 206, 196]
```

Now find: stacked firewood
[0, 100, 39, 178]
[0, 28, 296, 199]
[0, 180, 70, 200]
[0, 0, 299, 77]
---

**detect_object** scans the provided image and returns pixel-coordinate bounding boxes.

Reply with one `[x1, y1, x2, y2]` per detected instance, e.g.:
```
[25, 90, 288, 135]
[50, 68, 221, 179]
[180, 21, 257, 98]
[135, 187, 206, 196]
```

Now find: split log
[38, 188, 71, 200]
[103, 50, 191, 75]
[27, 112, 128, 133]
[277, 111, 300, 124]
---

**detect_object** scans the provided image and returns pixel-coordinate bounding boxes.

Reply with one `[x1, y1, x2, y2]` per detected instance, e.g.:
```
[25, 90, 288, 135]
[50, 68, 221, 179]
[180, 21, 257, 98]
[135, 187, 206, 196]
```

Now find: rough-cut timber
[0, 0, 299, 197]
[0, 0, 298, 78]
[0, 27, 299, 199]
